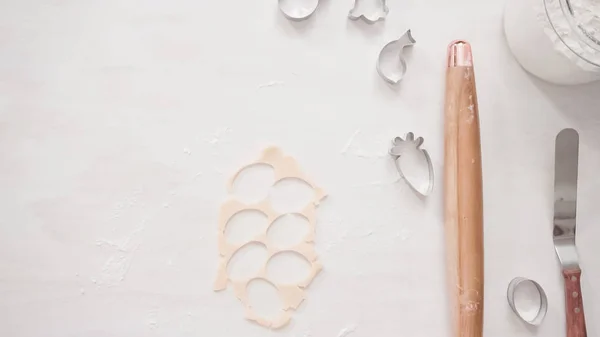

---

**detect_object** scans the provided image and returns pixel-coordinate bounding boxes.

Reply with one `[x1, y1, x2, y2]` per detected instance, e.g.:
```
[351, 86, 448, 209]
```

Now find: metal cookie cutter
[348, 0, 389, 23]
[389, 132, 434, 196]
[507, 277, 548, 326]
[377, 30, 416, 84]
[278, 0, 319, 21]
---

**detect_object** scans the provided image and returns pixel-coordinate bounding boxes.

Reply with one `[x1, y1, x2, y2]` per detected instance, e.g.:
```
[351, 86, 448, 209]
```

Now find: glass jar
[504, 0, 600, 85]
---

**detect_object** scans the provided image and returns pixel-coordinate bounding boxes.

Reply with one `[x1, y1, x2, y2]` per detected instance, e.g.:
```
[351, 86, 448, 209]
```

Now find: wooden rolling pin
[444, 41, 484, 337]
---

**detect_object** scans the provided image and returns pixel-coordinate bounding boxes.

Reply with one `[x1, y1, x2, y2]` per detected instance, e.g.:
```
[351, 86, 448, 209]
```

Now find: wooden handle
[444, 65, 484, 337]
[563, 269, 587, 337]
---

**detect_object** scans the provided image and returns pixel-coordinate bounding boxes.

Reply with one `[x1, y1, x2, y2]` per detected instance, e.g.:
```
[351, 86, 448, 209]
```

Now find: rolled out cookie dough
[214, 147, 326, 329]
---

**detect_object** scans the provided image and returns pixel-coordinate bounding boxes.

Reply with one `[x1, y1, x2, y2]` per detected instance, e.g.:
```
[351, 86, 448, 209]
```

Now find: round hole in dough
[230, 164, 275, 204]
[225, 209, 269, 245]
[269, 178, 315, 213]
[227, 242, 269, 281]
[246, 278, 284, 321]
[266, 251, 312, 285]
[267, 213, 310, 249]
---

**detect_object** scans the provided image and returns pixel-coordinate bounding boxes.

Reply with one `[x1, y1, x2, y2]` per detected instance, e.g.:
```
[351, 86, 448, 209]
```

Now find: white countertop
[1, 0, 600, 336]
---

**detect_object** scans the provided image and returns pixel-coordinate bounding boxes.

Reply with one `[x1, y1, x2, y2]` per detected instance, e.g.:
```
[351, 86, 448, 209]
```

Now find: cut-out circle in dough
[224, 209, 269, 245]
[230, 163, 275, 204]
[269, 177, 316, 213]
[246, 278, 285, 322]
[267, 213, 310, 249]
[266, 251, 312, 285]
[227, 242, 269, 281]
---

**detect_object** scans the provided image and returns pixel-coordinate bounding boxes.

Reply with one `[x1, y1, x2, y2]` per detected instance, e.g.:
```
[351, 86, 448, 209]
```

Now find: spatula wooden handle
[563, 269, 587, 337]
[444, 41, 484, 337]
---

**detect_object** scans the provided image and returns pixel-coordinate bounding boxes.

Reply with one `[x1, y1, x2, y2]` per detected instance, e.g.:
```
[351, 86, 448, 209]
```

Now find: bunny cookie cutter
[348, 0, 389, 23]
[377, 30, 416, 85]
[389, 132, 434, 196]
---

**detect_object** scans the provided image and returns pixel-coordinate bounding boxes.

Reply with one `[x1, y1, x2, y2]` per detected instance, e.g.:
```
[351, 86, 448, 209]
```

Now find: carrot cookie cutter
[278, 0, 320, 21]
[507, 277, 548, 326]
[377, 30, 416, 84]
[348, 0, 389, 23]
[214, 147, 326, 329]
[389, 132, 434, 196]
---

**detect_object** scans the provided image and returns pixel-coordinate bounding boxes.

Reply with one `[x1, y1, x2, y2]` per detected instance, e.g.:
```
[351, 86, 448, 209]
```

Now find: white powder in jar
[570, 0, 600, 36]
[504, 0, 600, 85]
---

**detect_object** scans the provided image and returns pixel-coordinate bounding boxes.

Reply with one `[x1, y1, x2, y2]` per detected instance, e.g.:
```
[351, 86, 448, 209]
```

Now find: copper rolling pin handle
[448, 40, 473, 67]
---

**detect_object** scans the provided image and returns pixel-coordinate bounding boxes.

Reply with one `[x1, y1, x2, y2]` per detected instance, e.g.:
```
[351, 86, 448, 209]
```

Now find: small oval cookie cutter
[278, 0, 319, 21]
[377, 29, 416, 84]
[389, 132, 434, 197]
[507, 277, 548, 326]
[348, 0, 389, 23]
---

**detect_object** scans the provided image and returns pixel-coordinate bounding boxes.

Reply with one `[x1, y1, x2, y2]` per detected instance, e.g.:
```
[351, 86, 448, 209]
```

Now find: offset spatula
[553, 128, 587, 337]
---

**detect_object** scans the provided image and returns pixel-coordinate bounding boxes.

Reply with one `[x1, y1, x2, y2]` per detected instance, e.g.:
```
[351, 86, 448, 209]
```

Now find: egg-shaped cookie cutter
[507, 277, 548, 326]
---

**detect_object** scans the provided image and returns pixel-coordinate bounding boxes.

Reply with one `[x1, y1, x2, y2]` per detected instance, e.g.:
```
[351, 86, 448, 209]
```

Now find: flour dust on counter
[214, 147, 326, 329]
[336, 324, 357, 337]
[257, 80, 285, 89]
[207, 127, 232, 146]
[340, 130, 362, 155]
[339, 129, 389, 159]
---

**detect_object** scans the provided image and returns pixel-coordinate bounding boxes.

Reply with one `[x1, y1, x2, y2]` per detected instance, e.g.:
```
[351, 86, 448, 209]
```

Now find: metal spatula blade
[553, 128, 580, 270]
[553, 128, 587, 337]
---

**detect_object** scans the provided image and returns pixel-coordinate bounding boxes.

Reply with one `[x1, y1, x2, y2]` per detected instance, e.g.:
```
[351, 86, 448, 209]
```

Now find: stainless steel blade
[553, 128, 580, 270]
